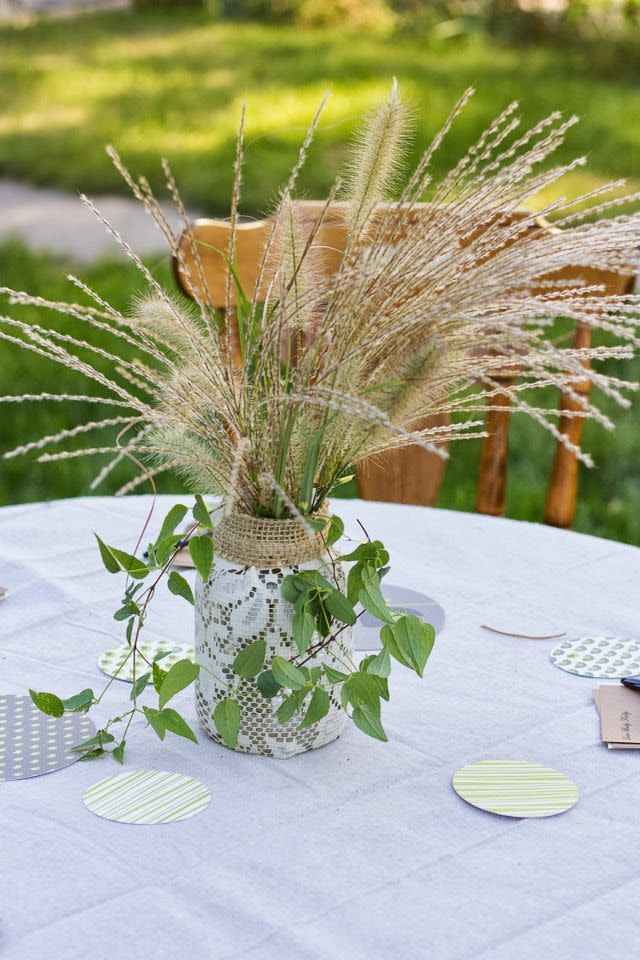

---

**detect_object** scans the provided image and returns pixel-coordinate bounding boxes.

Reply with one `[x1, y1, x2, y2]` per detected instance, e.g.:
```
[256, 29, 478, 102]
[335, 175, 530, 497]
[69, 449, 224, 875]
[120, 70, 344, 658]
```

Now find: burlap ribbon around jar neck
[214, 510, 329, 567]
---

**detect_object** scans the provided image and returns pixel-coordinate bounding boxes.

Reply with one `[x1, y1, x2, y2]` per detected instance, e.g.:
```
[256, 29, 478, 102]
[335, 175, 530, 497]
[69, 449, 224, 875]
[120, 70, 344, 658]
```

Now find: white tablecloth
[1, 495, 639, 960]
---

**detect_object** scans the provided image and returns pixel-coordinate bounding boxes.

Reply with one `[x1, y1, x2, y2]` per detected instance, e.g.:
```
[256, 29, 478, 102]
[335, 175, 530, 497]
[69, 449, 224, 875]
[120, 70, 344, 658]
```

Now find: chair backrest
[174, 202, 633, 528]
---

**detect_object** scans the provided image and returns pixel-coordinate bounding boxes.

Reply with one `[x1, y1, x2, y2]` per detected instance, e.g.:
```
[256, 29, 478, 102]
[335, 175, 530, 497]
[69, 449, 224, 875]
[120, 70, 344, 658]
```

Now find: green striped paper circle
[83, 770, 211, 824]
[453, 760, 579, 818]
[98, 641, 195, 683]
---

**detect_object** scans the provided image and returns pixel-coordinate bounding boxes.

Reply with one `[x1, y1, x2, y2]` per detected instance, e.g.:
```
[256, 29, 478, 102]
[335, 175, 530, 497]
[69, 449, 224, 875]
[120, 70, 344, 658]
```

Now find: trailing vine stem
[28, 499, 436, 755]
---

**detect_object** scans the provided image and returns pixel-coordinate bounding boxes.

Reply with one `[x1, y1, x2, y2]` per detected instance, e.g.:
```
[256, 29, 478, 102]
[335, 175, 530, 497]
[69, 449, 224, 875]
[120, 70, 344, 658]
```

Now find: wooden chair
[173, 202, 634, 528]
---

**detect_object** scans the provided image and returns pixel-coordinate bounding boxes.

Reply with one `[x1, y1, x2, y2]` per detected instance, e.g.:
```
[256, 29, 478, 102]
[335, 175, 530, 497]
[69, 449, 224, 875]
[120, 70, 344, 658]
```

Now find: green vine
[29, 498, 435, 759]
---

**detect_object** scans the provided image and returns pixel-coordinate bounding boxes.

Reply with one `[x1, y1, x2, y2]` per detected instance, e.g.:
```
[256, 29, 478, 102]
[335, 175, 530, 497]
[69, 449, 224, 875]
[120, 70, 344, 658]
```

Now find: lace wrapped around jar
[194, 511, 353, 757]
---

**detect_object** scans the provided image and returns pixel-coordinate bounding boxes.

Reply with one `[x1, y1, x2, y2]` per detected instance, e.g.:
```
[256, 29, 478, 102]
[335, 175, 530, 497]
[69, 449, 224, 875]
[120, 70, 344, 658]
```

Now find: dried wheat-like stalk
[1, 83, 638, 516]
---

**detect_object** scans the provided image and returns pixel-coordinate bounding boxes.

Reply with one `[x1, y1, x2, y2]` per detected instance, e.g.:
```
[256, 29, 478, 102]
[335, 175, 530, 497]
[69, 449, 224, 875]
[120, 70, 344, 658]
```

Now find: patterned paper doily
[453, 760, 579, 818]
[550, 635, 640, 679]
[98, 640, 195, 682]
[0, 694, 95, 781]
[83, 769, 211, 824]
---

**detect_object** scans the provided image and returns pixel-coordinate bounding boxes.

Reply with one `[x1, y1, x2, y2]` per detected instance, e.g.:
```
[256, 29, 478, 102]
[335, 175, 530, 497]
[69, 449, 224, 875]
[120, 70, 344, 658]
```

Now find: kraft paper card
[595, 684, 640, 744]
[593, 684, 640, 750]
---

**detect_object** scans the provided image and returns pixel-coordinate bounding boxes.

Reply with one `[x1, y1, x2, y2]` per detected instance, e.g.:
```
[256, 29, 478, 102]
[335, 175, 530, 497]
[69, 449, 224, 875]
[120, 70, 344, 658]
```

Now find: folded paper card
[593, 686, 640, 749]
[593, 684, 640, 746]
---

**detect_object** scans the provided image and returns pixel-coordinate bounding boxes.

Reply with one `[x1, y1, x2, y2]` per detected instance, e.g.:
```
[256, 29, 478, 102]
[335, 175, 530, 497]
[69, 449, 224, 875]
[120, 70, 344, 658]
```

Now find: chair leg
[544, 320, 593, 529]
[544, 387, 589, 529]
[476, 378, 514, 517]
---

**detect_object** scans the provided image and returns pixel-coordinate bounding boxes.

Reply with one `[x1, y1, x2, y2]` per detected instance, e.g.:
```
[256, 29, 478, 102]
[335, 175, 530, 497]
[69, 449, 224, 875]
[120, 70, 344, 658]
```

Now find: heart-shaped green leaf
[193, 495, 214, 529]
[158, 707, 198, 744]
[62, 688, 94, 712]
[352, 703, 388, 742]
[168, 570, 194, 605]
[157, 504, 188, 543]
[276, 695, 299, 725]
[381, 615, 435, 676]
[256, 669, 282, 699]
[130, 673, 150, 700]
[299, 687, 330, 729]
[233, 640, 266, 679]
[365, 647, 391, 678]
[343, 672, 382, 715]
[152, 660, 168, 694]
[325, 589, 356, 626]
[158, 659, 200, 709]
[94, 534, 120, 574]
[358, 564, 393, 623]
[29, 690, 64, 718]
[143, 706, 166, 741]
[188, 533, 214, 582]
[270, 656, 307, 691]
[292, 605, 315, 655]
[325, 515, 344, 547]
[323, 664, 349, 684]
[101, 542, 149, 580]
[213, 698, 241, 748]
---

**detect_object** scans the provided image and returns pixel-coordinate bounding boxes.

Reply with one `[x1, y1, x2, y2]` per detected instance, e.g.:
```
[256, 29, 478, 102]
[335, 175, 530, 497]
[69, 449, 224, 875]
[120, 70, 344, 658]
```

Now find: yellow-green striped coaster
[453, 760, 579, 818]
[83, 769, 211, 824]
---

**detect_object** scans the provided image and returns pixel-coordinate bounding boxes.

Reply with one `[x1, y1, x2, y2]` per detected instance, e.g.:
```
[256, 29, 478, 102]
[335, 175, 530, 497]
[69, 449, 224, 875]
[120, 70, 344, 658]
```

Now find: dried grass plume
[1, 82, 639, 517]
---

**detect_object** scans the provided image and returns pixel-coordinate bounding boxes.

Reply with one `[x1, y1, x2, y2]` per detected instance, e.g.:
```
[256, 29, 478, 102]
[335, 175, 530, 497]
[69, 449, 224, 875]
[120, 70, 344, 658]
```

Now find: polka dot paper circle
[0, 695, 95, 782]
[550, 635, 640, 679]
[83, 770, 211, 824]
[453, 760, 579, 818]
[98, 640, 195, 682]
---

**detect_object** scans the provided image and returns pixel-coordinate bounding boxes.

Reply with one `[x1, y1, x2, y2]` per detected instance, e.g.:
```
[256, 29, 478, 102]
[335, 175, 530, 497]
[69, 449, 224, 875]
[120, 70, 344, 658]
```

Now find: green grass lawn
[1, 9, 639, 212]
[1, 240, 638, 544]
[0, 10, 639, 542]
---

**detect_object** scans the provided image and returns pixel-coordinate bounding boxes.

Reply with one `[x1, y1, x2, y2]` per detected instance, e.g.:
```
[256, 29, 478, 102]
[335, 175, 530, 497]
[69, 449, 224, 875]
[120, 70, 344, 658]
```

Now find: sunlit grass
[0, 12, 639, 541]
[1, 11, 639, 211]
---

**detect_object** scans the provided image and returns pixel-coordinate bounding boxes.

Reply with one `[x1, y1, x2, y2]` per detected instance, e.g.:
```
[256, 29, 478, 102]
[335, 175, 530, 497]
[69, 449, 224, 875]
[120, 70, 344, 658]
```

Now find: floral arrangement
[2, 82, 638, 759]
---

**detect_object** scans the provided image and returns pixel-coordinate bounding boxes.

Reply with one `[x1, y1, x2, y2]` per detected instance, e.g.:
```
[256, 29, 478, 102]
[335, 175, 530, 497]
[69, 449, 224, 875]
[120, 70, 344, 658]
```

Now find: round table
[1, 495, 639, 960]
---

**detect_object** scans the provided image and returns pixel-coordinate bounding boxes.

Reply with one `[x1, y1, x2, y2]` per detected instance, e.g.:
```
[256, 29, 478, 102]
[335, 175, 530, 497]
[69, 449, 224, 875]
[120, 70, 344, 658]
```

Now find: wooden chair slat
[356, 413, 449, 507]
[476, 376, 515, 517]
[543, 269, 634, 527]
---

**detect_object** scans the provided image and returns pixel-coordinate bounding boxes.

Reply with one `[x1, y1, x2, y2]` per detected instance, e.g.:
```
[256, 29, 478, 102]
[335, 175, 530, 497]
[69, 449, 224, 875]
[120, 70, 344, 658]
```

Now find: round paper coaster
[0, 694, 95, 781]
[550, 635, 640, 679]
[355, 584, 445, 651]
[98, 640, 195, 682]
[453, 760, 579, 818]
[83, 770, 211, 824]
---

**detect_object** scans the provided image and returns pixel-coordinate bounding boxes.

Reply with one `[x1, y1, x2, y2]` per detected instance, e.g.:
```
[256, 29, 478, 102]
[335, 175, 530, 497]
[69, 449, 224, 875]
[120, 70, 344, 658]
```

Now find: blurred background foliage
[2, 0, 639, 208]
[1, 0, 639, 543]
